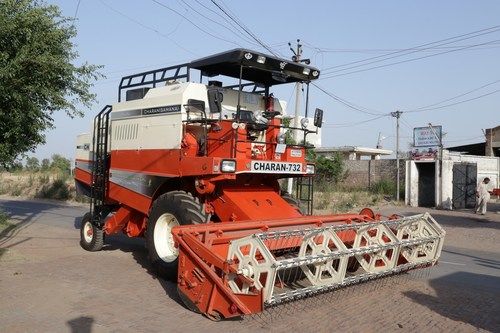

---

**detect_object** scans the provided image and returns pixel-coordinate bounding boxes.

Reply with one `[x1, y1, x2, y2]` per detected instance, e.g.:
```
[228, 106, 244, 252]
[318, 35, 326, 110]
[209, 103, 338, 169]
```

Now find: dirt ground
[0, 197, 499, 333]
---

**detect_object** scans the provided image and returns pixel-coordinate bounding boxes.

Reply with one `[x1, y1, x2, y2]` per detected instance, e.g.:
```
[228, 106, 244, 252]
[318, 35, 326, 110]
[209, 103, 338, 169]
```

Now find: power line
[405, 88, 500, 113]
[210, 0, 280, 57]
[320, 39, 500, 79]
[190, 0, 261, 47]
[322, 114, 389, 128]
[444, 135, 485, 143]
[74, 0, 82, 19]
[321, 25, 500, 73]
[151, 0, 243, 47]
[311, 83, 386, 116]
[177, 0, 257, 48]
[304, 44, 500, 54]
[404, 79, 500, 112]
[303, 39, 500, 54]
[99, 0, 197, 56]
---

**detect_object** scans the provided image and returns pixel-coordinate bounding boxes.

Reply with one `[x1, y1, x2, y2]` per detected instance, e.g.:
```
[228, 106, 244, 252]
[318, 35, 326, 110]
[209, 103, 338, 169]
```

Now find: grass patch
[0, 209, 13, 232]
[0, 171, 76, 201]
[36, 179, 70, 200]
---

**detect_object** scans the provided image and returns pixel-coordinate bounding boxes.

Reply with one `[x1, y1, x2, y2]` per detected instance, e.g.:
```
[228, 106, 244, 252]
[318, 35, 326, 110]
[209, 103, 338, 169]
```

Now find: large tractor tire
[146, 191, 208, 281]
[281, 192, 303, 215]
[80, 212, 104, 251]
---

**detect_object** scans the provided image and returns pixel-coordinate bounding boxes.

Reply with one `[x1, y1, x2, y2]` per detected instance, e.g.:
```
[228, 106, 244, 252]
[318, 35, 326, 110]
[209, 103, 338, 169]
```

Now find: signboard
[413, 126, 442, 147]
[410, 147, 438, 160]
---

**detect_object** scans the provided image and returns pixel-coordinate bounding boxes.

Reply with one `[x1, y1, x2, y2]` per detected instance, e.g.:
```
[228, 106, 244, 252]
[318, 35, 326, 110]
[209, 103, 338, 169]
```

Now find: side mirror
[314, 108, 323, 128]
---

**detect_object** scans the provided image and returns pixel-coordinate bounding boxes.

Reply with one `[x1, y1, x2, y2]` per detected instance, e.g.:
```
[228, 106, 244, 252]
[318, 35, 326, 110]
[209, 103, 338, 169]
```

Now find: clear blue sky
[34, 0, 500, 160]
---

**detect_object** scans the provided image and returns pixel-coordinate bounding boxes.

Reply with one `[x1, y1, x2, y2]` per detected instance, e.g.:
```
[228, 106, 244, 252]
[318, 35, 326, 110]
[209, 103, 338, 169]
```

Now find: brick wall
[341, 159, 406, 188]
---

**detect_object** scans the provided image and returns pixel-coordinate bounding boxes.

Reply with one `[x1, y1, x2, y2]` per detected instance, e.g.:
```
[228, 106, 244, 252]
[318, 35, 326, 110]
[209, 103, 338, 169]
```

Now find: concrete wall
[341, 159, 405, 188]
[445, 151, 499, 188]
[485, 125, 500, 156]
[406, 150, 500, 209]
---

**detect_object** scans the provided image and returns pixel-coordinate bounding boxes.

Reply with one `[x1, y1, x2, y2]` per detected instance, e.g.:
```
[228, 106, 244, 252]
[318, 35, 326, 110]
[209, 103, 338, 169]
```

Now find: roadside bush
[0, 209, 8, 226]
[308, 150, 344, 184]
[369, 179, 406, 200]
[37, 179, 70, 200]
[370, 179, 396, 196]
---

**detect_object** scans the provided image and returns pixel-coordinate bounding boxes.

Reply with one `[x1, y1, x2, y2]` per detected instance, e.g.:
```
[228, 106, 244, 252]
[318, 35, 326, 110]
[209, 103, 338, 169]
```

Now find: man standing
[475, 177, 491, 215]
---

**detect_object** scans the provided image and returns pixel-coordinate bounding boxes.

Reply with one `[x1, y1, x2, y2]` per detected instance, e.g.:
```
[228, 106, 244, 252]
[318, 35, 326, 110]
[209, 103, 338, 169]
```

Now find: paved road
[1, 197, 499, 332]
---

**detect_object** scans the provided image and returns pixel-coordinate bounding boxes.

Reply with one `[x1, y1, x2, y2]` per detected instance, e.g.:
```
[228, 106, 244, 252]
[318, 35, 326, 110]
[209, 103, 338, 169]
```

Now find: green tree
[50, 154, 70, 174]
[41, 158, 50, 171]
[308, 150, 344, 184]
[8, 160, 24, 172]
[0, 0, 102, 167]
[25, 156, 40, 171]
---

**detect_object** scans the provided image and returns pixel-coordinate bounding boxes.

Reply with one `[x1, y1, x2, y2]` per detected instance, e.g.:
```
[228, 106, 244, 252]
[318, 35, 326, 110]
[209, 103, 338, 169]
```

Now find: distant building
[315, 146, 393, 160]
[485, 125, 500, 157]
[447, 125, 500, 157]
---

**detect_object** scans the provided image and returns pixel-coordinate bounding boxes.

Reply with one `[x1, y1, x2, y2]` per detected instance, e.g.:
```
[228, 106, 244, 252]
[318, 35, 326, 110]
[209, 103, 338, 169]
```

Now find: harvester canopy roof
[190, 49, 320, 86]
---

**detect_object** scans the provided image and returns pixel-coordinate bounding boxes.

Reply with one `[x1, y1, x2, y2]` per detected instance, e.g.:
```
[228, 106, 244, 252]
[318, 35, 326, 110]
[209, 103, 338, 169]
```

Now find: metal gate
[452, 162, 477, 209]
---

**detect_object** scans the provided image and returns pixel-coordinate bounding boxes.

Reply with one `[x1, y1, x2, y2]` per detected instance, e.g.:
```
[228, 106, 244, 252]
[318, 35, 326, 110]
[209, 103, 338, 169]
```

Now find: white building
[315, 146, 393, 160]
[405, 150, 499, 209]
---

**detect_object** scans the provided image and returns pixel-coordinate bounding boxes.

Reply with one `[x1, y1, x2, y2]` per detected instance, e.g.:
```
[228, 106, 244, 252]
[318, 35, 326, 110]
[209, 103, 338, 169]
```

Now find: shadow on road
[0, 199, 65, 255]
[404, 272, 500, 331]
[66, 316, 94, 333]
[443, 248, 500, 271]
[102, 233, 186, 309]
[74, 216, 83, 229]
[400, 209, 500, 231]
[73, 211, 186, 310]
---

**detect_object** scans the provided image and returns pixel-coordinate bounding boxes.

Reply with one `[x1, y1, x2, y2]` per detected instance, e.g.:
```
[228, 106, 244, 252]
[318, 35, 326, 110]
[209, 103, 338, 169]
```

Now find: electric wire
[306, 44, 500, 54]
[190, 0, 262, 47]
[321, 25, 500, 72]
[320, 39, 500, 79]
[444, 135, 484, 143]
[322, 114, 390, 128]
[99, 0, 197, 56]
[151, 0, 243, 47]
[210, 0, 280, 57]
[406, 89, 500, 113]
[74, 0, 82, 19]
[404, 79, 500, 112]
[311, 83, 386, 116]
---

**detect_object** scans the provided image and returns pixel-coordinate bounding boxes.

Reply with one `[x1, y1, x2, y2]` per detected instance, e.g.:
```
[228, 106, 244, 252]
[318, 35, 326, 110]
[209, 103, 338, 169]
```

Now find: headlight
[306, 164, 315, 174]
[257, 55, 266, 64]
[300, 117, 310, 129]
[221, 160, 236, 173]
[302, 68, 310, 75]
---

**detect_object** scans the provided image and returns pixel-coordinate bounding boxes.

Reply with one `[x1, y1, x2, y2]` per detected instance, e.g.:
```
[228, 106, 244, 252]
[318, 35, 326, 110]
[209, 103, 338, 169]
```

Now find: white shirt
[477, 182, 491, 200]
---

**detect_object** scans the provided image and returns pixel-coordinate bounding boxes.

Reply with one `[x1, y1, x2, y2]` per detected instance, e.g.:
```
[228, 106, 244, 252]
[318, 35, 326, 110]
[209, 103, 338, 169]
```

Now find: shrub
[308, 150, 344, 184]
[370, 179, 396, 196]
[37, 179, 70, 200]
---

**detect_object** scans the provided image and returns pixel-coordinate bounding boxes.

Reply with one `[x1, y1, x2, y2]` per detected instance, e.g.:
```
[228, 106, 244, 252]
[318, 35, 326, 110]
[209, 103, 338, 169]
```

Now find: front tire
[80, 212, 104, 251]
[146, 191, 208, 281]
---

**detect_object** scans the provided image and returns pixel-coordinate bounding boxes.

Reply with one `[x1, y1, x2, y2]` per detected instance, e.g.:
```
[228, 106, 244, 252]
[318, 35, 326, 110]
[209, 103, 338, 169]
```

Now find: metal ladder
[90, 105, 112, 227]
[296, 176, 314, 215]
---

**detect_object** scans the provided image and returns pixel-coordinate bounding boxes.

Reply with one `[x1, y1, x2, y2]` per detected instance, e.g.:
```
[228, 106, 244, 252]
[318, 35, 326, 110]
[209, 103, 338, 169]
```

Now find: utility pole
[428, 123, 443, 206]
[391, 110, 403, 201]
[287, 40, 303, 194]
[289, 39, 303, 141]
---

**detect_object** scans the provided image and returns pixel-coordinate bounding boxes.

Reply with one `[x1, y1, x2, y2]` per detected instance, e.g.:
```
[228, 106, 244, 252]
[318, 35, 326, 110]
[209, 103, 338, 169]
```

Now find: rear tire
[80, 212, 104, 251]
[146, 191, 208, 281]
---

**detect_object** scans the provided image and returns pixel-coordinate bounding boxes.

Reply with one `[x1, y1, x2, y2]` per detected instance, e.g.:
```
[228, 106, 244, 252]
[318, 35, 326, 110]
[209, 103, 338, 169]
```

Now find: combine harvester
[75, 49, 445, 320]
